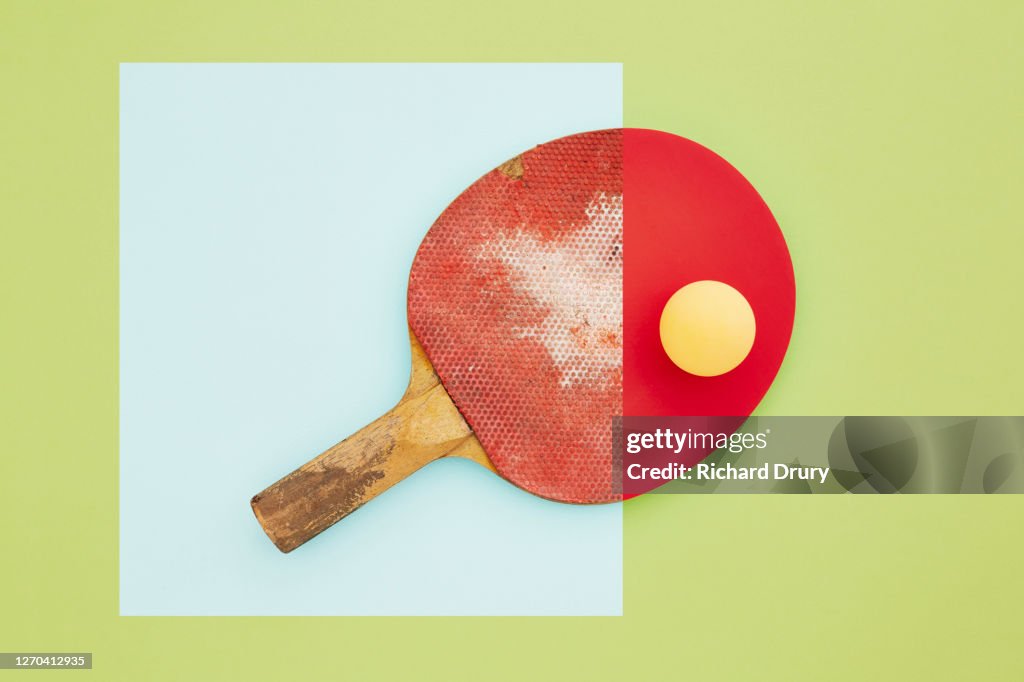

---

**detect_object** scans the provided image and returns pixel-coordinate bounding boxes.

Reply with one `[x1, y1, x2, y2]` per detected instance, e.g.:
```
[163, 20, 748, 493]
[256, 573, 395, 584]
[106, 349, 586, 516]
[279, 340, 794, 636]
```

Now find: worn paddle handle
[251, 331, 491, 553]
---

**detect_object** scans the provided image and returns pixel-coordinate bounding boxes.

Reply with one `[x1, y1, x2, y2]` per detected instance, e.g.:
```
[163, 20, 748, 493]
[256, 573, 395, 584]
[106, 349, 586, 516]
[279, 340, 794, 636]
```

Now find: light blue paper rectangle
[120, 63, 623, 615]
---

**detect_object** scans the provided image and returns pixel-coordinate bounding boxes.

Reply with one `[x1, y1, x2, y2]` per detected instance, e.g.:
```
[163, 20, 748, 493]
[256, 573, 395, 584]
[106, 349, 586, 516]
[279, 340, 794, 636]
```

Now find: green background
[1, 1, 1021, 679]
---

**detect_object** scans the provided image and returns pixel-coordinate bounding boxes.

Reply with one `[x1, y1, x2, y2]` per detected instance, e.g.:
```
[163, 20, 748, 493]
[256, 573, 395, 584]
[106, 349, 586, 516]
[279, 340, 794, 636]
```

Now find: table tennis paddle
[251, 129, 794, 553]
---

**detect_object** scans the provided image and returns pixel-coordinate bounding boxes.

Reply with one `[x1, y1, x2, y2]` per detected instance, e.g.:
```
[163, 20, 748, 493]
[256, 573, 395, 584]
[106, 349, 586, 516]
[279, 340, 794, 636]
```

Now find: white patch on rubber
[475, 192, 622, 388]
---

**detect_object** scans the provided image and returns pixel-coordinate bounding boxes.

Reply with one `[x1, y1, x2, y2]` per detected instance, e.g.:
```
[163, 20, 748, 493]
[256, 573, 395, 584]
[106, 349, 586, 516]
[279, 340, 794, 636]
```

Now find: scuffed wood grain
[251, 330, 490, 553]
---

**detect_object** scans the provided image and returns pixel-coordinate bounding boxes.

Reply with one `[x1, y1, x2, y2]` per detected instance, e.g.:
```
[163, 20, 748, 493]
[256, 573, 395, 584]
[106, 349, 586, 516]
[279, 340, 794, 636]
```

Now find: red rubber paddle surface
[410, 130, 622, 503]
[623, 129, 795, 418]
[409, 129, 794, 504]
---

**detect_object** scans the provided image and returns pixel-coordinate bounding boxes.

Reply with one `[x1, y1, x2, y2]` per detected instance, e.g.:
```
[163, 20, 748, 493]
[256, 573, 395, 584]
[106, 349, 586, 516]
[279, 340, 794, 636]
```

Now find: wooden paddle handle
[251, 332, 490, 553]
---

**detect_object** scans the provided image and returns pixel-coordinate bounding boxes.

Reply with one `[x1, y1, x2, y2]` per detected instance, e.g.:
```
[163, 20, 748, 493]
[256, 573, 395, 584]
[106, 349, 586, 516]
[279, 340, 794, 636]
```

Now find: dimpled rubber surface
[408, 130, 623, 503]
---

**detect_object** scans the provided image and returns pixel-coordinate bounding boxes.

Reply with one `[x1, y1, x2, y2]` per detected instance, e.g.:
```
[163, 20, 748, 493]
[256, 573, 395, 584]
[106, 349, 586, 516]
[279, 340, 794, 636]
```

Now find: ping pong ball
[659, 280, 755, 377]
